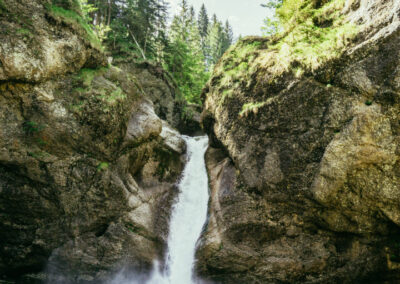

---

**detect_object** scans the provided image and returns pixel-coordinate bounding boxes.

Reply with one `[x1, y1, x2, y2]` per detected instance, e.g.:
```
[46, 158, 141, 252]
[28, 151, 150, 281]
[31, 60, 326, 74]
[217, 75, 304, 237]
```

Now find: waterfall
[147, 135, 210, 284]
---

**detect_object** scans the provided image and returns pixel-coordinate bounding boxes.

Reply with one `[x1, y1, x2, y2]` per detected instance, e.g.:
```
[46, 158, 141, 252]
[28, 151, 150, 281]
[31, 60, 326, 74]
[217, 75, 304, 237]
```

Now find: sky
[168, 0, 274, 37]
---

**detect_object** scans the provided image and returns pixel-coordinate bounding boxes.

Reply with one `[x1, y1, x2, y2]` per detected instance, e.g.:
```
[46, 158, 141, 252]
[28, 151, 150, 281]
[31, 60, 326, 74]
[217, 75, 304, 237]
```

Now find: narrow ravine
[147, 135, 210, 284]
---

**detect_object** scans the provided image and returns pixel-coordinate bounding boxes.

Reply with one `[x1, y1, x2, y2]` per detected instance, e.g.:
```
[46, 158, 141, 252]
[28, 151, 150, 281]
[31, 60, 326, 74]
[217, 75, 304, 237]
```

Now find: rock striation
[198, 0, 400, 283]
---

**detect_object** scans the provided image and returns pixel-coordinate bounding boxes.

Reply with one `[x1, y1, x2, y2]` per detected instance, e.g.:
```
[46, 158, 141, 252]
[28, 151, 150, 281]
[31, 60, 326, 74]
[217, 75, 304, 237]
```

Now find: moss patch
[0, 0, 6, 12]
[16, 28, 31, 36]
[75, 67, 108, 87]
[239, 101, 268, 117]
[98, 87, 127, 105]
[97, 162, 109, 172]
[46, 4, 102, 51]
[265, 0, 358, 71]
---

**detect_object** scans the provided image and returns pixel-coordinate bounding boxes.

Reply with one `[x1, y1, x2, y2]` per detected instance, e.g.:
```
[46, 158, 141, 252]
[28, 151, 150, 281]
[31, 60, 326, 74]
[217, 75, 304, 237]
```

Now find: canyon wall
[198, 0, 400, 283]
[0, 0, 188, 282]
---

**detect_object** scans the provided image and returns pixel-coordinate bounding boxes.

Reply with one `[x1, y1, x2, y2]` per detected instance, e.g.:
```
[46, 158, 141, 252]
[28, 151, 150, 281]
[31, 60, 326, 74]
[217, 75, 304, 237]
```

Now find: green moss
[69, 101, 86, 112]
[76, 67, 108, 87]
[16, 28, 31, 36]
[97, 162, 109, 172]
[239, 101, 268, 117]
[73, 87, 86, 93]
[98, 87, 127, 104]
[221, 89, 234, 101]
[273, 20, 357, 71]
[23, 121, 46, 135]
[0, 0, 6, 11]
[46, 4, 103, 51]
[51, 0, 82, 13]
[213, 0, 360, 110]
[28, 151, 51, 159]
[269, 0, 358, 71]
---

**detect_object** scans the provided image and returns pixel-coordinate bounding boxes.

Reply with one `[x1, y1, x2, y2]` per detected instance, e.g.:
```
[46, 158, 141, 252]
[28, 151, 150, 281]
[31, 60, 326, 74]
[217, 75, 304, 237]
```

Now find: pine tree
[198, 4, 209, 41]
[165, 1, 208, 104]
[261, 0, 283, 35]
[197, 3, 210, 65]
[207, 14, 224, 66]
[222, 20, 234, 52]
[102, 0, 169, 60]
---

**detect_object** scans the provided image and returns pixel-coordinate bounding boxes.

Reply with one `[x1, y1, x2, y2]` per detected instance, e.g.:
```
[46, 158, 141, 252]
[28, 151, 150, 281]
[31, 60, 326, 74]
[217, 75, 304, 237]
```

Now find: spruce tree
[207, 14, 224, 66]
[224, 20, 234, 48]
[198, 4, 209, 41]
[197, 3, 210, 65]
[165, 1, 208, 104]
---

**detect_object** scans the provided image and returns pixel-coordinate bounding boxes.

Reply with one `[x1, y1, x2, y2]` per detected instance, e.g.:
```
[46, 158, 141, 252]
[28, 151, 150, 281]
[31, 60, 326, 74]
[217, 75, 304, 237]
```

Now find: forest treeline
[72, 0, 234, 104]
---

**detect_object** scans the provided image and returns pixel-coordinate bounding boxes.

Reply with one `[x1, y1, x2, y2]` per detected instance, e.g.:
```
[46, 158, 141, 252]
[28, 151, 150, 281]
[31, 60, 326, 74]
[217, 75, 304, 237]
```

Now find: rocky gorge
[0, 0, 400, 283]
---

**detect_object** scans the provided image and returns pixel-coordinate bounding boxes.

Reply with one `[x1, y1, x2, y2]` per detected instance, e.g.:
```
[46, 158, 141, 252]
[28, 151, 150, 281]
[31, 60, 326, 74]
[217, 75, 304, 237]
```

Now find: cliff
[0, 0, 187, 282]
[198, 0, 400, 283]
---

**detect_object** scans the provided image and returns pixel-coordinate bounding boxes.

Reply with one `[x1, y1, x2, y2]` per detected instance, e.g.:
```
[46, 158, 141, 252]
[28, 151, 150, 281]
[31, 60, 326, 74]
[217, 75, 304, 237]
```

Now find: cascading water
[146, 135, 210, 284]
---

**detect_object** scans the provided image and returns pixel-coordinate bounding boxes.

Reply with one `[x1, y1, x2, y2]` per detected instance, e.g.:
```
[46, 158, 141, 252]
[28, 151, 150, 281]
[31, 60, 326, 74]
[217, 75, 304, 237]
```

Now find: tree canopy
[66, 0, 235, 104]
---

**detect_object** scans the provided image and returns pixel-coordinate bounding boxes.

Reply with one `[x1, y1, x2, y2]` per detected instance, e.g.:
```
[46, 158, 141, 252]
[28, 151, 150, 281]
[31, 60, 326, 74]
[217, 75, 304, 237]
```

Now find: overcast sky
[168, 0, 274, 37]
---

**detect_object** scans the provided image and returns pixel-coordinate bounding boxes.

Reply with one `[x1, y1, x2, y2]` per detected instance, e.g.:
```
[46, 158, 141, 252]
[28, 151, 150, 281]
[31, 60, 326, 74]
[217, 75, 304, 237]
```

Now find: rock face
[198, 0, 400, 283]
[115, 59, 185, 130]
[0, 0, 186, 282]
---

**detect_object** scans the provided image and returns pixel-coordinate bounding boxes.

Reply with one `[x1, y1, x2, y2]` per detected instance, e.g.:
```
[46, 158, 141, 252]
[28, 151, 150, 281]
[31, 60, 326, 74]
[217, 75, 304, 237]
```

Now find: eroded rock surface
[0, 1, 186, 282]
[198, 0, 400, 283]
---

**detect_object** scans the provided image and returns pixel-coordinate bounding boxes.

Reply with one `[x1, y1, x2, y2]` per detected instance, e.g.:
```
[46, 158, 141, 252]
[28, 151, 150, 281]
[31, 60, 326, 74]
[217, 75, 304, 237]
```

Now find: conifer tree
[207, 14, 224, 66]
[197, 3, 210, 65]
[165, 1, 208, 104]
[222, 20, 234, 52]
[197, 5, 209, 43]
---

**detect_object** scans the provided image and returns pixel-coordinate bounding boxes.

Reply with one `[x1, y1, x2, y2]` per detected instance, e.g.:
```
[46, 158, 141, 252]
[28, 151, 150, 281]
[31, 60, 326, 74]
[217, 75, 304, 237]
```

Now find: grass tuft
[97, 162, 109, 172]
[46, 4, 103, 51]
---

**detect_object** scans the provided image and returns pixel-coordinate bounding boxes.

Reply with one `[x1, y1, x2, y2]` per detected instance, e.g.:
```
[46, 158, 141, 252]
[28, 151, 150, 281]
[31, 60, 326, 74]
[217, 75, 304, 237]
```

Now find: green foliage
[260, 0, 358, 70]
[28, 151, 51, 159]
[198, 3, 209, 54]
[214, 40, 262, 104]
[261, 0, 283, 35]
[0, 0, 6, 12]
[98, 87, 127, 104]
[97, 162, 109, 172]
[23, 121, 46, 135]
[104, 0, 169, 61]
[163, 1, 234, 104]
[45, 0, 234, 106]
[16, 28, 31, 36]
[239, 101, 267, 117]
[164, 0, 211, 104]
[46, 4, 103, 50]
[76, 67, 108, 87]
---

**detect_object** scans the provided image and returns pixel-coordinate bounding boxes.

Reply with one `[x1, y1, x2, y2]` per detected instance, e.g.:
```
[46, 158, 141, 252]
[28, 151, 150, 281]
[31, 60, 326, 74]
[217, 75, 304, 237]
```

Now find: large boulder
[0, 0, 107, 83]
[198, 0, 400, 283]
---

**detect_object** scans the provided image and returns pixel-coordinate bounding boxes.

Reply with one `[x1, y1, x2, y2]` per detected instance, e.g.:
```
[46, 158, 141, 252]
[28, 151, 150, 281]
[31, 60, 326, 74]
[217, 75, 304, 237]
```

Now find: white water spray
[147, 135, 210, 284]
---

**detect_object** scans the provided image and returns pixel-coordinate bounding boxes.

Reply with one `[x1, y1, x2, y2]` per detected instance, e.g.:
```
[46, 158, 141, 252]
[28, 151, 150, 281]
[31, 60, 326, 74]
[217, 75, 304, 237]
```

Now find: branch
[129, 30, 147, 60]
